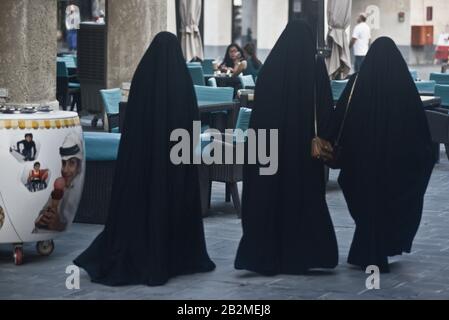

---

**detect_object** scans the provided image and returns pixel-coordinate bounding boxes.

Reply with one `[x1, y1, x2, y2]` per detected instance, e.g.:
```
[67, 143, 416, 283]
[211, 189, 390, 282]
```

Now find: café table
[238, 89, 255, 108]
[420, 91, 437, 97]
[421, 96, 442, 109]
[118, 100, 240, 133]
[212, 74, 242, 97]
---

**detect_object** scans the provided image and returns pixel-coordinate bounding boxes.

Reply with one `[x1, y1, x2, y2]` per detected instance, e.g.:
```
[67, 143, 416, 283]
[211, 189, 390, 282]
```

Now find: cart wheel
[36, 240, 55, 257]
[14, 246, 24, 266]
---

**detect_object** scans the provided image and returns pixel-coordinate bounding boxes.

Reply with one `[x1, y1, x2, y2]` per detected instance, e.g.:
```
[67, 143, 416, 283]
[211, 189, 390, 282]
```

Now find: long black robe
[234, 20, 339, 276]
[325, 37, 435, 273]
[74, 32, 215, 286]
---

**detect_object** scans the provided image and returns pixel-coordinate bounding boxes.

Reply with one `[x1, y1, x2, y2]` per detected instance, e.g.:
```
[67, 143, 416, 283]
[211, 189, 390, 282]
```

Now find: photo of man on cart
[33, 133, 84, 233]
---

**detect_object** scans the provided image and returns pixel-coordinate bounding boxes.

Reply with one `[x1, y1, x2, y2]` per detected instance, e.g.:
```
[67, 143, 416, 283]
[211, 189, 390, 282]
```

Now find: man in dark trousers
[14, 133, 37, 161]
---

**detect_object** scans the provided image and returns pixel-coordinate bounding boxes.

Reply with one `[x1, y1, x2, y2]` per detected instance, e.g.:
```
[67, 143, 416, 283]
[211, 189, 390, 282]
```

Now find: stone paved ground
[1, 148, 448, 300]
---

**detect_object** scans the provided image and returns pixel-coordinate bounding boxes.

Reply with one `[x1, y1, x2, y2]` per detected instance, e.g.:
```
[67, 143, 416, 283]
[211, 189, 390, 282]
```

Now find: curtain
[179, 0, 203, 61]
[326, 0, 352, 79]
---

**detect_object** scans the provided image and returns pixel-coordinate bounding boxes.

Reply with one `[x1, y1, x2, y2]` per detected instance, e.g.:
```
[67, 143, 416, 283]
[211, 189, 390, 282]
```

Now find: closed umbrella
[326, 0, 352, 79]
[179, 0, 203, 61]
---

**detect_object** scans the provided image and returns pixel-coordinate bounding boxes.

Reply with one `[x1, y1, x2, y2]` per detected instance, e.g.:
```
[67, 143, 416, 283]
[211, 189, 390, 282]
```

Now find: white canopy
[179, 0, 204, 61]
[326, 0, 352, 79]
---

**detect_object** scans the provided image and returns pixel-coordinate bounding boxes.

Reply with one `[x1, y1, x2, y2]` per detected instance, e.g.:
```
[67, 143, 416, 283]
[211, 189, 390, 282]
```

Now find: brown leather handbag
[311, 75, 358, 169]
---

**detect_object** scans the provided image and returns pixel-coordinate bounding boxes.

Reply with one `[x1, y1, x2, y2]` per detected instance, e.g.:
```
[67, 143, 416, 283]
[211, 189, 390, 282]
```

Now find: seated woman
[219, 43, 247, 77]
[243, 43, 262, 80]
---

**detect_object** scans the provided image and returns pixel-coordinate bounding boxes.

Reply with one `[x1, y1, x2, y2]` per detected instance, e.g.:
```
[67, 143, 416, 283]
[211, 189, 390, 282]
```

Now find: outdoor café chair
[415, 80, 436, 95]
[56, 61, 81, 111]
[202, 59, 215, 77]
[188, 65, 206, 86]
[430, 73, 449, 85]
[331, 79, 349, 102]
[100, 88, 121, 133]
[240, 75, 256, 89]
[75, 132, 120, 225]
[205, 107, 253, 217]
[435, 84, 449, 108]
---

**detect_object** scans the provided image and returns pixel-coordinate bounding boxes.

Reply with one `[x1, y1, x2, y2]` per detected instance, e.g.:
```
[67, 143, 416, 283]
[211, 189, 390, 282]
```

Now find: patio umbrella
[179, 0, 204, 61]
[326, 0, 352, 79]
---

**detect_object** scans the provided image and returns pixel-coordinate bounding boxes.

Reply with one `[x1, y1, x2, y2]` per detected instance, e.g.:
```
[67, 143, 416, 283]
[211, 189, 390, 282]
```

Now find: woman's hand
[219, 65, 230, 73]
[232, 60, 247, 77]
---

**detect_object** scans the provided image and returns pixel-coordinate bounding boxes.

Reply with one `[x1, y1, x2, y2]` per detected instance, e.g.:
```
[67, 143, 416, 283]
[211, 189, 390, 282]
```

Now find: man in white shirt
[350, 13, 371, 73]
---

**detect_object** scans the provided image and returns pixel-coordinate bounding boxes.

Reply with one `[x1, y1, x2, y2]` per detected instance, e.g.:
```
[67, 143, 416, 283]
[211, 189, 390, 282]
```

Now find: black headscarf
[326, 37, 435, 272]
[74, 32, 215, 286]
[234, 20, 338, 275]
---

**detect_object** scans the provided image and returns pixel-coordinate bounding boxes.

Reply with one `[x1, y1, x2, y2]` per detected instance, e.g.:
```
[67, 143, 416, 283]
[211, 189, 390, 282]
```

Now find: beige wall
[106, 0, 168, 88]
[257, 0, 289, 49]
[353, 0, 449, 46]
[352, 0, 412, 46]
[204, 0, 233, 47]
[411, 0, 449, 44]
[0, 0, 58, 106]
[167, 0, 177, 35]
[202, 0, 289, 60]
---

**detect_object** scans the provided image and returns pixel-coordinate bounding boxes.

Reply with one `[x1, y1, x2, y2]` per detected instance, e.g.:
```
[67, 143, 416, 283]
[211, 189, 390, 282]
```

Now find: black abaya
[74, 32, 215, 286]
[234, 20, 339, 275]
[326, 37, 435, 272]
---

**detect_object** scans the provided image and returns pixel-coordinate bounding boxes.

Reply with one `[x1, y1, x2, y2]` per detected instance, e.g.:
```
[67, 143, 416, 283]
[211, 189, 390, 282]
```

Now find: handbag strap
[313, 59, 358, 141]
[314, 56, 319, 137]
[334, 75, 358, 147]
[314, 76, 318, 137]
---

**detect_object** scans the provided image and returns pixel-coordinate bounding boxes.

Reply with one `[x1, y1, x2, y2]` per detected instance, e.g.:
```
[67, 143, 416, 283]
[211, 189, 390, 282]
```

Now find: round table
[214, 75, 242, 96]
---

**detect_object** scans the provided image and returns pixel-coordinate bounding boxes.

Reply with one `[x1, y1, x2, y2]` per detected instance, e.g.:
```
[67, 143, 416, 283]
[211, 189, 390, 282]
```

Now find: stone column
[106, 0, 168, 89]
[0, 0, 58, 107]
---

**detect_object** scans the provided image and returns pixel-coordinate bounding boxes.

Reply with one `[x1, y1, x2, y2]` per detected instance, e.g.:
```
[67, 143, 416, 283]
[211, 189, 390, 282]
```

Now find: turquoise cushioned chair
[100, 88, 122, 133]
[435, 84, 449, 108]
[188, 65, 206, 86]
[415, 80, 436, 95]
[430, 73, 449, 85]
[331, 80, 349, 102]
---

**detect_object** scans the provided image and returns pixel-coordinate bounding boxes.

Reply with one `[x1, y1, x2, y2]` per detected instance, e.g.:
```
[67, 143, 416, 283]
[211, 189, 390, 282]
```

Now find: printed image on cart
[10, 133, 40, 163]
[33, 132, 84, 234]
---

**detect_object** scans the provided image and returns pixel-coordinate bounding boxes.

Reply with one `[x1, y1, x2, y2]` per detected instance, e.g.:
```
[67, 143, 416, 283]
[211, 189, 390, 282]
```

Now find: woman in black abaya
[234, 20, 339, 275]
[74, 32, 215, 286]
[326, 37, 435, 273]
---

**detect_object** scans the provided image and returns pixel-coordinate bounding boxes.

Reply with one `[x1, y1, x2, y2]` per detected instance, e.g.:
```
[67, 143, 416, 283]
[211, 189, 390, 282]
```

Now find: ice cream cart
[0, 107, 85, 265]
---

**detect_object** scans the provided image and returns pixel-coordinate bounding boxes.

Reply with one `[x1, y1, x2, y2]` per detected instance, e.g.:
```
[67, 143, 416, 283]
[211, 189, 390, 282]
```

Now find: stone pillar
[0, 0, 58, 107]
[106, 0, 168, 89]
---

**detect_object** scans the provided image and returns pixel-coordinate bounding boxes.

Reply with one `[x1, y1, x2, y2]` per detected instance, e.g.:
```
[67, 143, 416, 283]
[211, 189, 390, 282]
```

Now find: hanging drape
[179, 0, 204, 61]
[326, 0, 352, 79]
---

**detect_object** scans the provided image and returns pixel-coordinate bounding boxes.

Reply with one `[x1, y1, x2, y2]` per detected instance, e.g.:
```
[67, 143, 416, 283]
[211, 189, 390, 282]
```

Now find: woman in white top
[219, 43, 248, 77]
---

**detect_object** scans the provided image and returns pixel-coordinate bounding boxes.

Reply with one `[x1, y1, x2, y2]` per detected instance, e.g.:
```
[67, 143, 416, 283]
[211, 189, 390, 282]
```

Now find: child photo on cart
[10, 133, 39, 163]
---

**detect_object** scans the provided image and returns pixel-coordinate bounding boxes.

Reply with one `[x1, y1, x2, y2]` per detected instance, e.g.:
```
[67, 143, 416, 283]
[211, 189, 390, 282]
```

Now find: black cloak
[234, 20, 339, 275]
[326, 37, 435, 272]
[74, 32, 215, 286]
